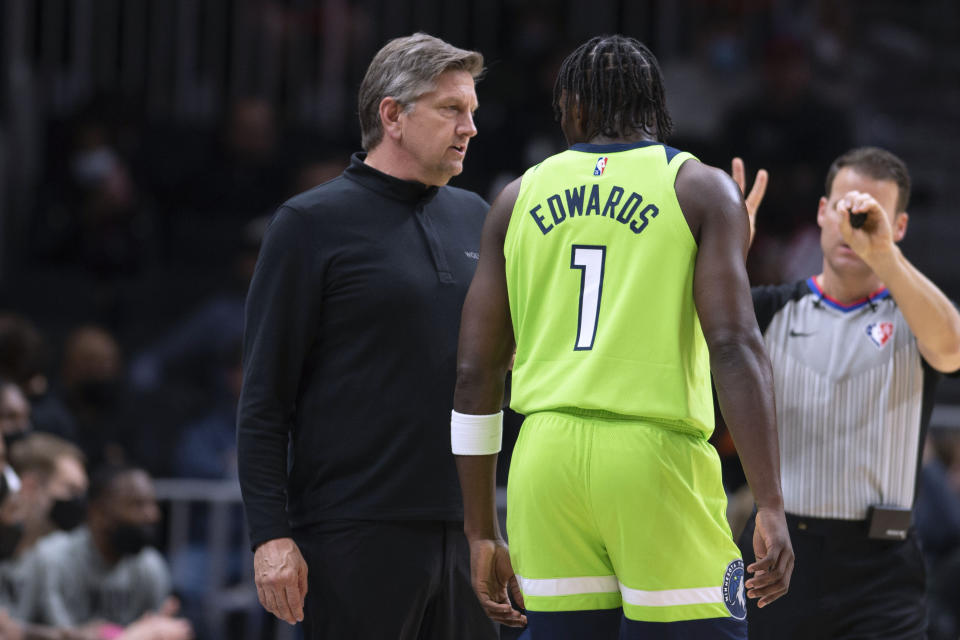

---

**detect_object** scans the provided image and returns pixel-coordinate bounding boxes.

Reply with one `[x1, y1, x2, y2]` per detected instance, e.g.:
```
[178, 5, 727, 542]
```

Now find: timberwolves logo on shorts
[722, 559, 747, 620]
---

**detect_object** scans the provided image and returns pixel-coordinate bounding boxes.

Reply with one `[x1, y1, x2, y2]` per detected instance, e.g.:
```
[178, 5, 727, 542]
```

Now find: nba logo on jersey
[866, 322, 894, 348]
[593, 156, 608, 176]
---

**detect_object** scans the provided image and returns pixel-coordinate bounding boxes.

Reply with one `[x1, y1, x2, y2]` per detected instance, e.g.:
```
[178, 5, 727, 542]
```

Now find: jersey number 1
[570, 245, 606, 350]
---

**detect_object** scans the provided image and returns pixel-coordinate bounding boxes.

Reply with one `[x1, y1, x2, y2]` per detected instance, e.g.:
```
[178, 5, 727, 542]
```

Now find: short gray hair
[358, 33, 484, 151]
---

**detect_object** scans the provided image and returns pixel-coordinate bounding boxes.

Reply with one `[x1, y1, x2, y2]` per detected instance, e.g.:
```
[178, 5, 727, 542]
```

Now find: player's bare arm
[676, 160, 794, 608]
[834, 192, 960, 373]
[453, 177, 526, 628]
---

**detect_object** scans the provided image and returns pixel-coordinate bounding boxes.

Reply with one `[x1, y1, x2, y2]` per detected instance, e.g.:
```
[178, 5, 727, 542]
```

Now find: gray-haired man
[237, 33, 498, 639]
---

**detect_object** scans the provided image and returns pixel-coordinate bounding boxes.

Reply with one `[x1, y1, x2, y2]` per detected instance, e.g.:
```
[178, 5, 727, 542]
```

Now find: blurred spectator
[58, 326, 131, 468]
[0, 314, 74, 443]
[0, 440, 28, 620]
[0, 314, 50, 400]
[167, 340, 252, 639]
[22, 466, 172, 628]
[129, 217, 266, 396]
[919, 432, 960, 639]
[32, 117, 157, 278]
[0, 380, 32, 451]
[172, 344, 242, 480]
[190, 98, 286, 219]
[0, 441, 190, 640]
[8, 433, 88, 556]
[722, 36, 853, 283]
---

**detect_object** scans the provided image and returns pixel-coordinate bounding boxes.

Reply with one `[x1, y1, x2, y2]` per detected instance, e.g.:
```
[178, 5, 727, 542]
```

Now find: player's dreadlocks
[553, 35, 673, 142]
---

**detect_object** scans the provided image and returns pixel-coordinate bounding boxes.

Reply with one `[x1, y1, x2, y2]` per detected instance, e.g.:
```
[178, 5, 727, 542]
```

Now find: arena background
[1, 1, 959, 639]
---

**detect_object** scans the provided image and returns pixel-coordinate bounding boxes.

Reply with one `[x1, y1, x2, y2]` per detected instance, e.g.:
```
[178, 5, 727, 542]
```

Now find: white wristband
[451, 410, 503, 455]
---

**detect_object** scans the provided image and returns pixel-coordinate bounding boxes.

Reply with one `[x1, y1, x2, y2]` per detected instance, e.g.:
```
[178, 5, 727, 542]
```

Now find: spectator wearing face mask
[21, 466, 172, 628]
[60, 326, 132, 469]
[9, 433, 88, 556]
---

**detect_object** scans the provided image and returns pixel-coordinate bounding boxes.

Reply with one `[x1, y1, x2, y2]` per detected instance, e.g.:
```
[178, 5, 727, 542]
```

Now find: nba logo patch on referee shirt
[866, 322, 894, 349]
[593, 156, 608, 176]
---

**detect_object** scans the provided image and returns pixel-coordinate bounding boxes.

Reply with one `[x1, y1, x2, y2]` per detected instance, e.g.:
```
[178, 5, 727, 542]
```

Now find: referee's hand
[746, 507, 794, 608]
[254, 537, 308, 625]
[468, 538, 527, 628]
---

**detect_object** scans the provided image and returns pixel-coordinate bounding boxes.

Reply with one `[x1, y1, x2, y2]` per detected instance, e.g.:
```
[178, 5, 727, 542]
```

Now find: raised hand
[731, 157, 768, 247]
[835, 190, 897, 265]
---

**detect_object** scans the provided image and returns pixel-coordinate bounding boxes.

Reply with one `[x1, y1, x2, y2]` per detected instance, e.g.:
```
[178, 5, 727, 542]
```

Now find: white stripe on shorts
[517, 575, 723, 608]
[618, 583, 722, 607]
[517, 575, 618, 597]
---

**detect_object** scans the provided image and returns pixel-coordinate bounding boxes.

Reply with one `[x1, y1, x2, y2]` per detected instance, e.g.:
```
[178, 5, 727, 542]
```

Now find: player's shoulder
[675, 158, 733, 192]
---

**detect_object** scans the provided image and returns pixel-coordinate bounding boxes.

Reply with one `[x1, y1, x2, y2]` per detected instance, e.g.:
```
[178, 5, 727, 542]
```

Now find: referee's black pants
[737, 512, 927, 640]
[293, 520, 498, 640]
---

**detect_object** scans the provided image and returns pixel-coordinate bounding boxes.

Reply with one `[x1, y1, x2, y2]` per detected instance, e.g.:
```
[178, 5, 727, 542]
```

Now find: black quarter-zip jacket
[237, 153, 488, 549]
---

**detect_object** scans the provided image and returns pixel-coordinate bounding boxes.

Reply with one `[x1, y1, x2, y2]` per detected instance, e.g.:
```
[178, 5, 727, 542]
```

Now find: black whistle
[849, 212, 867, 229]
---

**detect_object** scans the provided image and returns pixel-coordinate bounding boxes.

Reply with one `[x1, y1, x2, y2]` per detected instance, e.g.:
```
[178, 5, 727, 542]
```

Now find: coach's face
[398, 70, 478, 186]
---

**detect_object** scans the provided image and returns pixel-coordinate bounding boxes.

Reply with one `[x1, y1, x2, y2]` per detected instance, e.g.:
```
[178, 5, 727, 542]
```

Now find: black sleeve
[926, 298, 960, 377]
[237, 205, 323, 549]
[751, 281, 806, 334]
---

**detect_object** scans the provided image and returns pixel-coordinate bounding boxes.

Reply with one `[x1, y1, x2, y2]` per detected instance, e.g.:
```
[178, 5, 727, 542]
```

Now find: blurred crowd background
[1, 0, 959, 639]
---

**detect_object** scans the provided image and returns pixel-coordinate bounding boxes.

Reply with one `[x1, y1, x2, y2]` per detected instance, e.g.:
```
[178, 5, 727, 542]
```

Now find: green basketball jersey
[504, 141, 713, 437]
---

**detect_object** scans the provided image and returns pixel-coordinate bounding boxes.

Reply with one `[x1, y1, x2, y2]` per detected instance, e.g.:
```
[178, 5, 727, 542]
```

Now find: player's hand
[746, 506, 794, 607]
[835, 190, 897, 265]
[253, 537, 308, 625]
[730, 157, 768, 248]
[467, 537, 527, 628]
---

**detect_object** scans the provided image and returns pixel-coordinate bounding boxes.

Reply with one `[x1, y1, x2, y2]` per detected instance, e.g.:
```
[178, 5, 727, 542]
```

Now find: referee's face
[398, 70, 478, 186]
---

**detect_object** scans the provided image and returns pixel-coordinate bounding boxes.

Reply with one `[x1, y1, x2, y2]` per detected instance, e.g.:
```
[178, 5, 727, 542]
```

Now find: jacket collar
[343, 152, 440, 204]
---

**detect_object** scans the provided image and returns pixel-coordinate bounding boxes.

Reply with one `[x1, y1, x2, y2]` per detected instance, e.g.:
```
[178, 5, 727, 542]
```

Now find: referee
[237, 33, 497, 639]
[735, 147, 960, 639]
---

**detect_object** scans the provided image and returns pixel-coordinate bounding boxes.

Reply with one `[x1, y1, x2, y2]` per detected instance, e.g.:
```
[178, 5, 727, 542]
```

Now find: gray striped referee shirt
[754, 277, 955, 521]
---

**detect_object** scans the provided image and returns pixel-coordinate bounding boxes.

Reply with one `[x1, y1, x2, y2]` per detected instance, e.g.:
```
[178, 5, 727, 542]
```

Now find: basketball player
[451, 35, 793, 639]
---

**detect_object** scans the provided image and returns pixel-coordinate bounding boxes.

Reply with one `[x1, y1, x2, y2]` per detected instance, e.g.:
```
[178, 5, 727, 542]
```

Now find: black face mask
[50, 496, 87, 531]
[109, 522, 156, 557]
[2, 429, 28, 452]
[0, 521, 23, 561]
[72, 379, 121, 410]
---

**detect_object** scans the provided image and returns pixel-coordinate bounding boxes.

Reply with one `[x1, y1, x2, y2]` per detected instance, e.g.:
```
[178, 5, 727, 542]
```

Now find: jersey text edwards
[528, 183, 661, 236]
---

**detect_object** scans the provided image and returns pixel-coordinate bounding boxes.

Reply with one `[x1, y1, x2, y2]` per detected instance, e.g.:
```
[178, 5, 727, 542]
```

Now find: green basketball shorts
[506, 410, 746, 623]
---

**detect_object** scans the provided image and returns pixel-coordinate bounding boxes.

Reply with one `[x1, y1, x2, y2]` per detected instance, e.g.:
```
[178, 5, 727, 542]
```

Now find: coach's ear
[379, 97, 405, 142]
